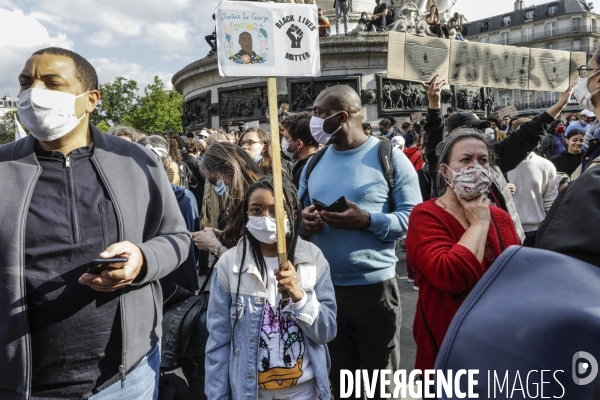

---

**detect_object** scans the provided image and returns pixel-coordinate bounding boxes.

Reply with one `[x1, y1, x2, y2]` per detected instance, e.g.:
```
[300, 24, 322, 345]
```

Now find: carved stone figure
[361, 89, 377, 105]
[441, 88, 453, 104]
[457, 89, 469, 110]
[209, 103, 219, 117]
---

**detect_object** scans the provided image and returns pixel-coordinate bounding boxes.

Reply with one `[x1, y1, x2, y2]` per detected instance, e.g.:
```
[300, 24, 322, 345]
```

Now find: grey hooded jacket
[0, 125, 191, 399]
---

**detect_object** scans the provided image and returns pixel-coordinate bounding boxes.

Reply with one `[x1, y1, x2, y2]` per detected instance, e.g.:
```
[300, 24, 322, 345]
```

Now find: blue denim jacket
[205, 238, 337, 400]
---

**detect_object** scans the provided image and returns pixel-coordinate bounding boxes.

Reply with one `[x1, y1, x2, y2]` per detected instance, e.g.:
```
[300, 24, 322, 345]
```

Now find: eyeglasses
[577, 65, 598, 78]
[239, 140, 262, 147]
[247, 206, 276, 218]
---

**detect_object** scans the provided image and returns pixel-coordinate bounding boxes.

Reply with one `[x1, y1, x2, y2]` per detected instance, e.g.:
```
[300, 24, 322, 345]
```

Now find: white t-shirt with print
[257, 257, 315, 394]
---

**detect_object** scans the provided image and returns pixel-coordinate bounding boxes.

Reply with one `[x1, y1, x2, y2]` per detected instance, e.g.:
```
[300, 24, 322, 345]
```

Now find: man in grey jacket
[0, 48, 190, 399]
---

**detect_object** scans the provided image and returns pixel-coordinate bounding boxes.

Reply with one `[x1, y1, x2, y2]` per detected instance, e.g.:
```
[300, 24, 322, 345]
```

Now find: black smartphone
[87, 258, 128, 274]
[313, 196, 349, 213]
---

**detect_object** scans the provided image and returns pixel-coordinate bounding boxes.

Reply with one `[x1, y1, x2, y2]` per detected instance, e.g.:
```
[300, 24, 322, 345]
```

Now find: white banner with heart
[216, 0, 321, 78]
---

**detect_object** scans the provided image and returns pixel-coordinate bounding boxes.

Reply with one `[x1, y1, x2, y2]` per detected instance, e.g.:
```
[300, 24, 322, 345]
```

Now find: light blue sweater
[299, 136, 422, 286]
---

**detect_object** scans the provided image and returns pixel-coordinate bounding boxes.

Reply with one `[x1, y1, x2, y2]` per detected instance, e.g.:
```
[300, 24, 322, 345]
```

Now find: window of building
[502, 16, 511, 28]
[548, 5, 558, 16]
[546, 21, 556, 37]
[480, 36, 489, 43]
[480, 21, 489, 32]
[573, 39, 582, 51]
[523, 26, 533, 41]
[502, 92, 511, 107]
[546, 43, 556, 50]
[0, 101, 3, 107]
[593, 19, 597, 32]
[501, 32, 509, 45]
[572, 18, 581, 31]
[525, 10, 535, 21]
[524, 91, 533, 108]
[547, 91, 557, 104]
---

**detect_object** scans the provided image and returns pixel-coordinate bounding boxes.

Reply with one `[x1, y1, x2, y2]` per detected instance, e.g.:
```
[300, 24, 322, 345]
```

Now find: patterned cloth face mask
[443, 164, 492, 200]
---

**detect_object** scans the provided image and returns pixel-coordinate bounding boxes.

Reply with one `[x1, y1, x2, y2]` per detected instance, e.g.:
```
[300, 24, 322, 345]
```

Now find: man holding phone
[300, 85, 422, 399]
[0, 48, 190, 399]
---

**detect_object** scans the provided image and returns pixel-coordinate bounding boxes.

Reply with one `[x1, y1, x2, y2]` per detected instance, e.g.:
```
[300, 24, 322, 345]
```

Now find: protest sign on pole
[216, 1, 320, 77]
[14, 116, 27, 141]
[216, 1, 320, 280]
[496, 105, 519, 121]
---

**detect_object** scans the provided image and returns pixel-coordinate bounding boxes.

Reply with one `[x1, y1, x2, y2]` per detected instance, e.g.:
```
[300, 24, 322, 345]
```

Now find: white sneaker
[407, 278, 414, 283]
[413, 285, 419, 291]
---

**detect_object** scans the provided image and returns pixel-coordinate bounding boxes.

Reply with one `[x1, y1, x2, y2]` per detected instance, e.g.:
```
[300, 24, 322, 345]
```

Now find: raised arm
[493, 85, 573, 173]
[422, 75, 447, 190]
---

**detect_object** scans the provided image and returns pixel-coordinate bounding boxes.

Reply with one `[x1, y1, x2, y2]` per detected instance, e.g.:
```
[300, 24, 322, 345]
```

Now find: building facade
[464, 0, 599, 115]
[0, 94, 17, 126]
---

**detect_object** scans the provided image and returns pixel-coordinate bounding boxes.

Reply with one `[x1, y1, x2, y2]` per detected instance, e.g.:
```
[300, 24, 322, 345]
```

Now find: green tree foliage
[0, 110, 19, 145]
[122, 76, 183, 133]
[95, 120, 111, 133]
[90, 76, 138, 127]
[92, 76, 182, 134]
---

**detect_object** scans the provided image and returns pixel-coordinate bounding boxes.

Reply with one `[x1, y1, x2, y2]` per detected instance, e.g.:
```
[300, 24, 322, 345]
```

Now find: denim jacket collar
[231, 237, 313, 275]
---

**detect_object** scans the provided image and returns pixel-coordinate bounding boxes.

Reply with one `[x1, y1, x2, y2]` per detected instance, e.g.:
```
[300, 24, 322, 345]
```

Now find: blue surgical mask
[212, 179, 229, 196]
[254, 154, 263, 163]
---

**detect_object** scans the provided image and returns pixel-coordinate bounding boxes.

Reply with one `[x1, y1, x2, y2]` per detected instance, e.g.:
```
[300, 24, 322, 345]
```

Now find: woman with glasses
[205, 175, 337, 400]
[405, 130, 520, 371]
[239, 127, 293, 177]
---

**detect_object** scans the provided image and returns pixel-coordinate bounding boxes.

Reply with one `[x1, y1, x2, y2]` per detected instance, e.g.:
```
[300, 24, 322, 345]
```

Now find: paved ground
[395, 248, 418, 374]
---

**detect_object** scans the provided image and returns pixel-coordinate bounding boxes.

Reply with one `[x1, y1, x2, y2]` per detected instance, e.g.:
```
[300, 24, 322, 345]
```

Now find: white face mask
[246, 216, 290, 244]
[281, 137, 298, 159]
[18, 88, 88, 142]
[310, 111, 342, 145]
[574, 69, 600, 113]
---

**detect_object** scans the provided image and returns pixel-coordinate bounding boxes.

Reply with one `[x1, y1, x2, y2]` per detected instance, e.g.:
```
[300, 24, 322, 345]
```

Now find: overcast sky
[0, 0, 598, 98]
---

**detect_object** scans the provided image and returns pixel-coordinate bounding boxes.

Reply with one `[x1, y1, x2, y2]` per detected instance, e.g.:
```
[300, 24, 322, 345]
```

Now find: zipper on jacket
[119, 364, 125, 388]
[65, 157, 81, 243]
[91, 156, 128, 389]
[22, 167, 43, 398]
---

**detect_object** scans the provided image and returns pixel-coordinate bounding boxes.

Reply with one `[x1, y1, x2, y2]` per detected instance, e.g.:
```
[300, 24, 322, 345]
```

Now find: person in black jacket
[422, 75, 574, 242]
[182, 140, 206, 213]
[550, 129, 585, 177]
[280, 111, 320, 188]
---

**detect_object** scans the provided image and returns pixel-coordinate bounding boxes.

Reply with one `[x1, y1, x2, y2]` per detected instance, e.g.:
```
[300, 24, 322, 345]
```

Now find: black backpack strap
[378, 140, 396, 211]
[299, 145, 329, 206]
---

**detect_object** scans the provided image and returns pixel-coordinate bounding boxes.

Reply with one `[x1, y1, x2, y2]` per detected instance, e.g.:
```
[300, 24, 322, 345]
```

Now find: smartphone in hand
[87, 258, 128, 274]
[313, 196, 349, 213]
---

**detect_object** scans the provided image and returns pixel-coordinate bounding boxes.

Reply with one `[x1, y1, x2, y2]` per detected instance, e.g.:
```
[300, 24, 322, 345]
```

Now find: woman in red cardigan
[405, 129, 520, 371]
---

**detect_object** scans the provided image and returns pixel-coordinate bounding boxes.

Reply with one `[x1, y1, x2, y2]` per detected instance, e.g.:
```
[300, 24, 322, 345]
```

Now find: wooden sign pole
[266, 77, 288, 271]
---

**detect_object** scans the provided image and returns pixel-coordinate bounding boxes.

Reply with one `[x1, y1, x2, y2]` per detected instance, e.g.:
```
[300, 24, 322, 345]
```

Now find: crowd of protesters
[3, 45, 600, 400]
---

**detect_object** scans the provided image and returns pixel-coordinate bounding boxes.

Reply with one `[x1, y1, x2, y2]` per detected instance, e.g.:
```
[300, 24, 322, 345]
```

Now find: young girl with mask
[405, 129, 520, 371]
[205, 176, 337, 400]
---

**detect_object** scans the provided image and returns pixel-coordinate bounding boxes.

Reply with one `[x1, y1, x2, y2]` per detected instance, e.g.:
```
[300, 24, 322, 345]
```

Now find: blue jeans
[91, 343, 160, 400]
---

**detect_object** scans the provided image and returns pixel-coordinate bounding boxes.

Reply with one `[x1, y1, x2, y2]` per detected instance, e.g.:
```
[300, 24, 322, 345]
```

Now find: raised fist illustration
[286, 24, 304, 48]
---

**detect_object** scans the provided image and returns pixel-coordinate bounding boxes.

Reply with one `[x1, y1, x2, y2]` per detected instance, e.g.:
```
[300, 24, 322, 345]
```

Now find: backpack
[300, 140, 395, 210]
[387, 4, 395, 21]
[436, 246, 600, 398]
[177, 162, 197, 190]
[158, 373, 194, 400]
[160, 260, 215, 373]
